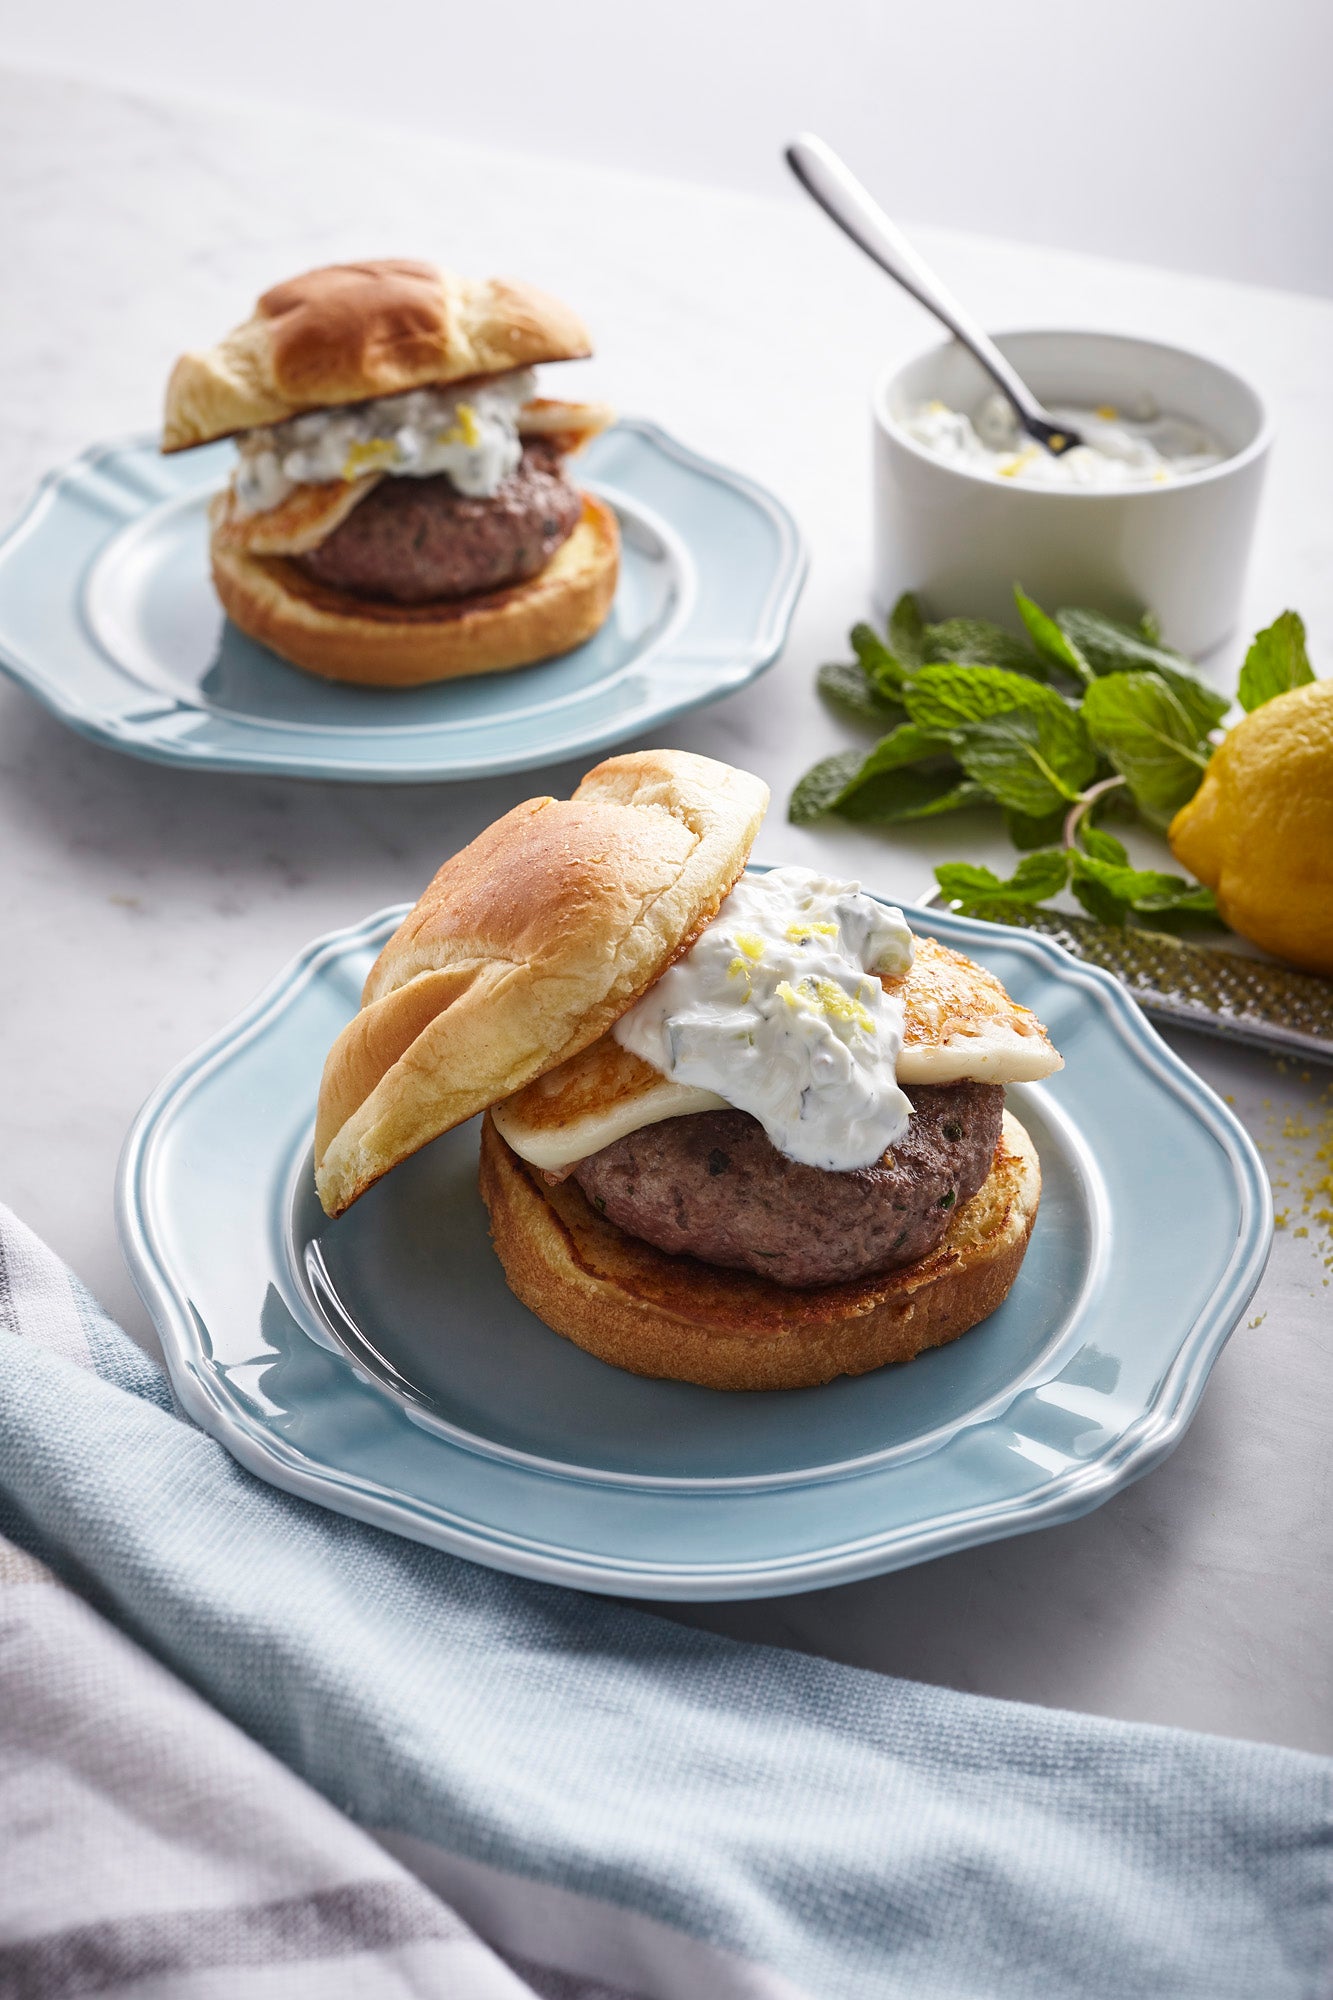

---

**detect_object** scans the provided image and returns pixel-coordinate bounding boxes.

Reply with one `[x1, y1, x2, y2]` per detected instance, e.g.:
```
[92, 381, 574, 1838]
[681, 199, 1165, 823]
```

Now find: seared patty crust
[571, 1083, 1005, 1288]
[295, 444, 582, 604]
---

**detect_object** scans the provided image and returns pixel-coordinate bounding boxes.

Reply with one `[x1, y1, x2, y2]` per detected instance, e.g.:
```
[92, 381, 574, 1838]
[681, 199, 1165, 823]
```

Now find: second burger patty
[572, 1083, 1005, 1289]
[295, 444, 583, 604]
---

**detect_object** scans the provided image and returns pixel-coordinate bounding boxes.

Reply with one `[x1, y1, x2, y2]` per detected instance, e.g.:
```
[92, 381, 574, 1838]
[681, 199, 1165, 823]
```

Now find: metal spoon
[785, 131, 1082, 456]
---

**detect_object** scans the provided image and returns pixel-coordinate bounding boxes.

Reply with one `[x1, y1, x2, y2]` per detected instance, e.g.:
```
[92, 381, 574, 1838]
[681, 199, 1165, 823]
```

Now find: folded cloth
[0, 1201, 1327, 2000]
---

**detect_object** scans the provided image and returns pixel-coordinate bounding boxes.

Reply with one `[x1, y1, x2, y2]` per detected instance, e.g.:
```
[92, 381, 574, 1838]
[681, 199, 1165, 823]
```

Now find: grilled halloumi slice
[209, 475, 383, 556]
[491, 933, 1062, 1172]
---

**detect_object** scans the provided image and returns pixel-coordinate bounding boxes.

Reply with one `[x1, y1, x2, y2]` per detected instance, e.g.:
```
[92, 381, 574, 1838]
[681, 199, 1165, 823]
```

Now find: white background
[2, 0, 1331, 296]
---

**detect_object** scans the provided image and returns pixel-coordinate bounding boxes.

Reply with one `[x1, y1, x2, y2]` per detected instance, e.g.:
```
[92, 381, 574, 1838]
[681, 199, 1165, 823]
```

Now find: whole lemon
[1169, 677, 1333, 976]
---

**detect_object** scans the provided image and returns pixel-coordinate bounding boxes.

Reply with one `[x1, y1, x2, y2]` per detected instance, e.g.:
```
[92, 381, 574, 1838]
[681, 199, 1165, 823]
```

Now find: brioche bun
[478, 1109, 1041, 1391]
[209, 490, 620, 686]
[315, 751, 770, 1218]
[163, 259, 592, 452]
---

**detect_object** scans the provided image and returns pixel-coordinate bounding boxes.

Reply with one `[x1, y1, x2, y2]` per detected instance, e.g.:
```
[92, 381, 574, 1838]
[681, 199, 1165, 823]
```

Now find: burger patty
[294, 444, 582, 604]
[571, 1083, 1005, 1288]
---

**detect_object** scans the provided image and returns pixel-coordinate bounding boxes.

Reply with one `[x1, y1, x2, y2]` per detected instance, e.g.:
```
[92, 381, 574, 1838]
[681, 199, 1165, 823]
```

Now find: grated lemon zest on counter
[1095, 404, 1118, 421]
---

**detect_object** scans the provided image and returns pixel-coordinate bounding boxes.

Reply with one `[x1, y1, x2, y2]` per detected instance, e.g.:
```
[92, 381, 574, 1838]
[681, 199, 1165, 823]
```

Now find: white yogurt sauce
[902, 391, 1223, 488]
[612, 867, 916, 1173]
[232, 367, 536, 516]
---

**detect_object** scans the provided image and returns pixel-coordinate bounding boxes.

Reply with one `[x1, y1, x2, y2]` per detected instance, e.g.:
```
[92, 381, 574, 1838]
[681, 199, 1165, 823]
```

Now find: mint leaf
[1069, 851, 1219, 926]
[1081, 671, 1212, 826]
[902, 662, 1066, 732]
[888, 592, 926, 671]
[1005, 804, 1068, 850]
[924, 617, 1047, 677]
[1140, 610, 1163, 643]
[1079, 824, 1130, 865]
[935, 862, 1010, 903]
[936, 849, 1070, 912]
[957, 718, 1090, 814]
[788, 750, 866, 824]
[903, 664, 1095, 815]
[788, 724, 963, 824]
[845, 721, 952, 780]
[830, 724, 979, 823]
[1056, 607, 1185, 674]
[1237, 610, 1313, 712]
[1133, 883, 1219, 918]
[840, 770, 988, 823]
[1154, 668, 1230, 739]
[851, 622, 908, 696]
[1056, 607, 1228, 736]
[1014, 587, 1092, 683]
[816, 659, 904, 727]
[1069, 853, 1133, 924]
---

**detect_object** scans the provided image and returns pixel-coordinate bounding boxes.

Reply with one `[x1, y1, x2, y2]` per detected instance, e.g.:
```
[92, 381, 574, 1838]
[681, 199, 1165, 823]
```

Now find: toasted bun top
[314, 750, 770, 1217]
[163, 259, 593, 452]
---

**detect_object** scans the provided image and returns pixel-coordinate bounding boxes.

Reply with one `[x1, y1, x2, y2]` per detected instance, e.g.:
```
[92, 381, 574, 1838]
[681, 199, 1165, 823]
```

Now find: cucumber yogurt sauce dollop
[902, 391, 1224, 489]
[612, 866, 916, 1173]
[232, 367, 537, 516]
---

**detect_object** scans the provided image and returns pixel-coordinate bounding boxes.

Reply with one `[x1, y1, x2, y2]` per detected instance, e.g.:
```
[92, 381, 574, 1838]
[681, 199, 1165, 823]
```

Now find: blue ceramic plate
[0, 424, 804, 782]
[118, 885, 1271, 1600]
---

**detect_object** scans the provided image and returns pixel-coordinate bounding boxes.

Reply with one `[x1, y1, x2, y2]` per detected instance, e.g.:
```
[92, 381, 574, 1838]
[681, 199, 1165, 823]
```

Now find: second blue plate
[0, 421, 805, 782]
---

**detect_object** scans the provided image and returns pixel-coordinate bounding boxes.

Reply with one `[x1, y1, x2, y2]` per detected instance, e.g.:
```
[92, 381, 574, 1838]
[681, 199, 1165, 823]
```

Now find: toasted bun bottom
[478, 1110, 1041, 1391]
[209, 492, 619, 686]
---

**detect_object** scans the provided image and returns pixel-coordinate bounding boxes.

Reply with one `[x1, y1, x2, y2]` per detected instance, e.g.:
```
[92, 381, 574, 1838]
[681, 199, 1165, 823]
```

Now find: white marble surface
[1, 71, 1329, 1753]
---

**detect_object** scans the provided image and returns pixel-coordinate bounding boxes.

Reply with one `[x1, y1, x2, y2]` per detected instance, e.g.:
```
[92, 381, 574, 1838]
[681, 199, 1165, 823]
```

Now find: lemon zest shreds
[437, 402, 481, 449]
[342, 438, 397, 479]
[734, 932, 766, 961]
[810, 978, 874, 1032]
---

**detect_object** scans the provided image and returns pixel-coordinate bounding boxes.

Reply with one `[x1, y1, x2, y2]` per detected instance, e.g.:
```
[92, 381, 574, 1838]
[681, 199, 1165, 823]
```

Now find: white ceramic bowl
[872, 330, 1272, 657]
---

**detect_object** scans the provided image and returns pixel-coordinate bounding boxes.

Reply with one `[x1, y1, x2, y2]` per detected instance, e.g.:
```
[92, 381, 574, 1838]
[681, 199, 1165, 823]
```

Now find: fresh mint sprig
[936, 832, 1219, 929]
[802, 584, 1213, 836]
[795, 584, 1308, 938]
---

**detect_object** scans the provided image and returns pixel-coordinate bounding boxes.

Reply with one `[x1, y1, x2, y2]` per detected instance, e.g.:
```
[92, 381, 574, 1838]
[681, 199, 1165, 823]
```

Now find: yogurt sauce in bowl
[902, 391, 1224, 489]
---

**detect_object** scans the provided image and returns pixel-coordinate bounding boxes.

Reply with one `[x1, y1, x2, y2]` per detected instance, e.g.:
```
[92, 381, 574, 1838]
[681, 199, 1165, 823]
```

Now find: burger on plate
[314, 750, 1063, 1390]
[162, 259, 619, 686]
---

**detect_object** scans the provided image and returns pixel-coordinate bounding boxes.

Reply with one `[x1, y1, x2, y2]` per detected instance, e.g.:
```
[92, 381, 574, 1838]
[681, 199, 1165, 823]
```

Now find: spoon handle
[785, 132, 1051, 435]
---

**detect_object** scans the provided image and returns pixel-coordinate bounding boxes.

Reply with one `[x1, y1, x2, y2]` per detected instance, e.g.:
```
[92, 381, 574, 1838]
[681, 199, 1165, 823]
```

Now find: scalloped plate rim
[116, 893, 1272, 1597]
[0, 419, 807, 782]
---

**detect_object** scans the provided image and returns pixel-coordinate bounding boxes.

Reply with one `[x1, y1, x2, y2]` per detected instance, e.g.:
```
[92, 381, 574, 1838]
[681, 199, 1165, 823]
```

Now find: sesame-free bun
[478, 1109, 1041, 1391]
[314, 751, 770, 1218]
[162, 260, 593, 452]
[209, 491, 620, 686]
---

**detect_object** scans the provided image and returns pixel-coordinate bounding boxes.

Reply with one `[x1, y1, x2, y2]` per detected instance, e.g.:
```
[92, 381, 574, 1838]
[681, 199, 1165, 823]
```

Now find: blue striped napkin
[0, 1200, 1327, 1998]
